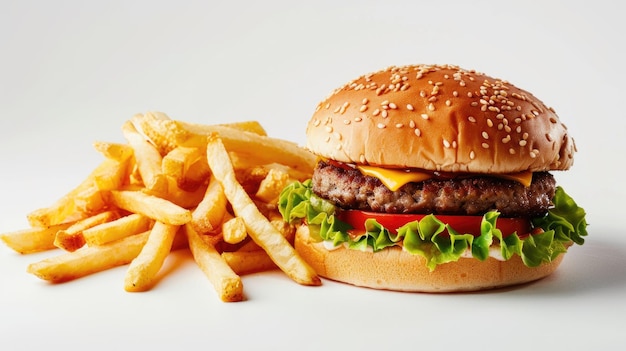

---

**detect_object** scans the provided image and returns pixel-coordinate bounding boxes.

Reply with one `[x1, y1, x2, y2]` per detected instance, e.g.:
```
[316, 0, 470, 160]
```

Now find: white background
[1, 1, 624, 349]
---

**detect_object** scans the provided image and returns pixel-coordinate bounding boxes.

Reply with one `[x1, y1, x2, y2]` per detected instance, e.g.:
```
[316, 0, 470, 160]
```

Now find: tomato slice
[336, 210, 531, 238]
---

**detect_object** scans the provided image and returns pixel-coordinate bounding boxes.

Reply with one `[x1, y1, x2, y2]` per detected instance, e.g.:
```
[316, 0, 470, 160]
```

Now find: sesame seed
[395, 123, 404, 128]
[428, 103, 435, 111]
[409, 120, 416, 128]
[468, 116, 476, 123]
[469, 151, 475, 160]
[481, 142, 489, 149]
[388, 102, 397, 109]
[443, 139, 451, 148]
[334, 132, 342, 140]
[354, 116, 362, 122]
[335, 144, 342, 150]
[487, 119, 494, 127]
[414, 128, 421, 137]
[482, 131, 489, 139]
[519, 140, 527, 146]
[359, 105, 368, 112]
[509, 148, 516, 154]
[359, 155, 365, 163]
[325, 126, 333, 133]
[343, 119, 351, 125]
[372, 108, 380, 116]
[381, 110, 388, 118]
[502, 135, 511, 143]
[421, 114, 429, 120]
[407, 104, 414, 111]
[445, 100, 451, 106]
[453, 91, 459, 97]
[324, 136, 331, 143]
[362, 98, 369, 104]
[377, 123, 386, 129]
[313, 119, 321, 127]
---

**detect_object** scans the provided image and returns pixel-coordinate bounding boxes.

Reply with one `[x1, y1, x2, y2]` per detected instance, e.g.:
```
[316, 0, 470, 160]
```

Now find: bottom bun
[294, 225, 565, 292]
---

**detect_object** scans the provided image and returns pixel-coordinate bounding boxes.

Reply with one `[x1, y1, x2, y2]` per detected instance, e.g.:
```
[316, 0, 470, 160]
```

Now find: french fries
[186, 224, 243, 302]
[27, 231, 151, 283]
[82, 213, 153, 246]
[2, 112, 321, 301]
[205, 134, 321, 286]
[124, 221, 179, 292]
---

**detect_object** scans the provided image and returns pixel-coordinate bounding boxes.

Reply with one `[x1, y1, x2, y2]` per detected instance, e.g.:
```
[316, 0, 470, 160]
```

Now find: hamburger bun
[306, 64, 575, 174]
[295, 225, 565, 292]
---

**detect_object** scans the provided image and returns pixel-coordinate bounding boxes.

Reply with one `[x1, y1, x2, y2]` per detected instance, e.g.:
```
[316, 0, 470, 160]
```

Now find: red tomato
[336, 210, 531, 238]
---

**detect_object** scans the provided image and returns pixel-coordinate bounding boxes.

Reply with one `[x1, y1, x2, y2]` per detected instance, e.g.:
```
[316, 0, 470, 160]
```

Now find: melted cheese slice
[356, 165, 533, 191]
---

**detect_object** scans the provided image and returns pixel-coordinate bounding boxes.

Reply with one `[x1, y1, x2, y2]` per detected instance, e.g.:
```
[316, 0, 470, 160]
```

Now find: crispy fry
[92, 141, 134, 162]
[255, 167, 291, 204]
[205, 134, 320, 286]
[180, 121, 316, 173]
[27, 231, 151, 283]
[161, 179, 208, 209]
[1, 222, 74, 254]
[218, 120, 267, 136]
[190, 175, 227, 234]
[136, 113, 315, 173]
[185, 224, 243, 302]
[124, 221, 179, 292]
[122, 119, 167, 193]
[27, 159, 118, 227]
[54, 210, 120, 252]
[161, 145, 205, 188]
[222, 216, 247, 244]
[222, 250, 277, 275]
[82, 213, 153, 246]
[109, 190, 191, 225]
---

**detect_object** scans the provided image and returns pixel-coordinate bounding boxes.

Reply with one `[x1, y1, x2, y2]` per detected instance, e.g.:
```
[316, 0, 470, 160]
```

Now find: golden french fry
[124, 221, 179, 292]
[181, 122, 316, 173]
[218, 120, 267, 136]
[83, 213, 153, 246]
[93, 156, 132, 191]
[190, 175, 227, 234]
[92, 141, 134, 162]
[136, 113, 315, 173]
[255, 167, 291, 204]
[1, 222, 74, 254]
[222, 250, 277, 275]
[54, 210, 120, 252]
[222, 216, 247, 244]
[185, 224, 243, 302]
[73, 185, 108, 214]
[161, 145, 210, 189]
[205, 134, 320, 286]
[122, 119, 167, 193]
[27, 231, 151, 283]
[161, 179, 208, 209]
[27, 158, 120, 227]
[109, 190, 191, 225]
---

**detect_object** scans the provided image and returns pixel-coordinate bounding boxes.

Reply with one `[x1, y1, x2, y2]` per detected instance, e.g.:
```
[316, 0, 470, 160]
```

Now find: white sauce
[322, 241, 506, 261]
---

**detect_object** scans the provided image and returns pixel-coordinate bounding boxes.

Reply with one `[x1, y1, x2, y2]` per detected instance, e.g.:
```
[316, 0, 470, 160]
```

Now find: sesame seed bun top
[306, 64, 576, 174]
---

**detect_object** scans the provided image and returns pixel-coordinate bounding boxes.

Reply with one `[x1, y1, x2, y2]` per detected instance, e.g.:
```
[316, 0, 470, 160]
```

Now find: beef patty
[311, 161, 556, 218]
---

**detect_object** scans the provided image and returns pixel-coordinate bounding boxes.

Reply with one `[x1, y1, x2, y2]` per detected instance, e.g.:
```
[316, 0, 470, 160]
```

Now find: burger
[279, 64, 588, 292]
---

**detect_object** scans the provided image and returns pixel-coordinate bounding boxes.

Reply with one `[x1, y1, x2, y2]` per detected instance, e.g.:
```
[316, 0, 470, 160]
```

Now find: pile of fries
[1, 112, 321, 302]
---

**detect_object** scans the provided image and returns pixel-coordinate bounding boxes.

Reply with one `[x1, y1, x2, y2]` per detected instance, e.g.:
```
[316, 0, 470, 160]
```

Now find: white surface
[1, 1, 624, 349]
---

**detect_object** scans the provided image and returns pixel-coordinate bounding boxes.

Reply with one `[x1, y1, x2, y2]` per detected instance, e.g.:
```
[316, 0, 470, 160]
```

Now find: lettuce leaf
[279, 180, 588, 271]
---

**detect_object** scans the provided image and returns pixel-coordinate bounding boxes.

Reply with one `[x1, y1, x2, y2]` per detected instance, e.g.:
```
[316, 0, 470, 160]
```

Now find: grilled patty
[311, 161, 556, 217]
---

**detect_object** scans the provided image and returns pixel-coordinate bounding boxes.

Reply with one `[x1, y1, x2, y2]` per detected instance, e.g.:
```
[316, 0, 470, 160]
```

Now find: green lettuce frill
[278, 180, 588, 271]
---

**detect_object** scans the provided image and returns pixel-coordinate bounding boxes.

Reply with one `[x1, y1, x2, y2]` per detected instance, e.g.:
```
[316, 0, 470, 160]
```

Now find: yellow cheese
[356, 165, 533, 190]
[357, 165, 432, 191]
[496, 171, 533, 187]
